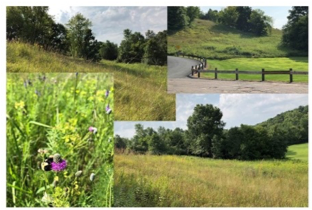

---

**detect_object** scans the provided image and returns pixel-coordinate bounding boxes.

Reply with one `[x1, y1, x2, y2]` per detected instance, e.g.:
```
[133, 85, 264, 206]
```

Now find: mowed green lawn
[286, 143, 308, 161]
[114, 154, 308, 207]
[201, 57, 308, 83]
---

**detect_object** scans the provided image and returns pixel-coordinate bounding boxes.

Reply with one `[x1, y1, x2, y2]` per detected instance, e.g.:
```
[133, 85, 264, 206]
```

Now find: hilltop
[168, 19, 306, 59]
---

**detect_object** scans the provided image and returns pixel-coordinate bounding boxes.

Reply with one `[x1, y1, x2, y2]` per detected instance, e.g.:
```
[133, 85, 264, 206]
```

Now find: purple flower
[105, 90, 109, 98]
[89, 126, 97, 134]
[51, 159, 67, 171]
[106, 105, 112, 114]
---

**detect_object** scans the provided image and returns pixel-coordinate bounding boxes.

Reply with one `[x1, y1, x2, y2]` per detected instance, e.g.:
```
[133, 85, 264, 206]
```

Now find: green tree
[66, 13, 92, 58]
[282, 7, 308, 51]
[187, 104, 225, 157]
[142, 30, 167, 65]
[248, 9, 273, 36]
[204, 9, 219, 22]
[117, 29, 145, 63]
[168, 6, 189, 30]
[99, 40, 118, 60]
[235, 6, 252, 32]
[186, 6, 201, 25]
[219, 7, 239, 28]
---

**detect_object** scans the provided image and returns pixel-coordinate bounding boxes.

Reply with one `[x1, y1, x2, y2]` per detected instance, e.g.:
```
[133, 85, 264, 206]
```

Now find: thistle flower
[106, 104, 112, 114]
[88, 126, 97, 134]
[90, 173, 95, 181]
[105, 90, 109, 98]
[51, 159, 67, 172]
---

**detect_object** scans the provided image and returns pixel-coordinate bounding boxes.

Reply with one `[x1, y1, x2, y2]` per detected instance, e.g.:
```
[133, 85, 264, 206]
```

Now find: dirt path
[168, 78, 308, 94]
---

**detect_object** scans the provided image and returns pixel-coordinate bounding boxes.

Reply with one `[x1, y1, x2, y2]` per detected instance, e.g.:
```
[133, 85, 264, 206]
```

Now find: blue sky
[200, 6, 292, 29]
[48, 6, 167, 45]
[115, 94, 308, 138]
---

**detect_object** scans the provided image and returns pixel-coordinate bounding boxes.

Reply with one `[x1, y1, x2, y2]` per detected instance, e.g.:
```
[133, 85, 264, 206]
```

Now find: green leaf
[29, 121, 52, 128]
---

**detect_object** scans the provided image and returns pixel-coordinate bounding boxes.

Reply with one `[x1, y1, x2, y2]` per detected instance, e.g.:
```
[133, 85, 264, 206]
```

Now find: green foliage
[282, 7, 308, 51]
[142, 30, 167, 65]
[219, 6, 239, 28]
[256, 105, 308, 145]
[168, 6, 189, 31]
[6, 73, 114, 207]
[248, 9, 273, 36]
[187, 104, 225, 157]
[99, 40, 118, 61]
[186, 6, 201, 25]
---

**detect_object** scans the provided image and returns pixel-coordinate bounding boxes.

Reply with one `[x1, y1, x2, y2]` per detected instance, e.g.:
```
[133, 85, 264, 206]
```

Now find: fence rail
[193, 68, 308, 83]
[169, 53, 308, 83]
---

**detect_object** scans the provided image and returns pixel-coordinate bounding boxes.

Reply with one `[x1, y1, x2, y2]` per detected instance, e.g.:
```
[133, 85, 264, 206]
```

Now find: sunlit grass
[114, 154, 308, 207]
[7, 41, 176, 121]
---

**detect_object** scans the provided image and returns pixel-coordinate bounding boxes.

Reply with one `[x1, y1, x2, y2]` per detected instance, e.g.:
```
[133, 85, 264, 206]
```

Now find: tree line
[168, 6, 308, 52]
[115, 105, 308, 160]
[6, 6, 167, 65]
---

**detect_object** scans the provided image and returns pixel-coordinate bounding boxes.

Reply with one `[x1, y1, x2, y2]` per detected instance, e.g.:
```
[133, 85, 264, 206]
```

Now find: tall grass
[6, 41, 176, 121]
[7, 73, 114, 207]
[286, 143, 308, 161]
[114, 154, 308, 207]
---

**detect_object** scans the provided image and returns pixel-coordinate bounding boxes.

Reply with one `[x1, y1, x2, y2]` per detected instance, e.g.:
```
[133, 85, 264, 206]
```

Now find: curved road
[168, 56, 201, 78]
[167, 56, 308, 94]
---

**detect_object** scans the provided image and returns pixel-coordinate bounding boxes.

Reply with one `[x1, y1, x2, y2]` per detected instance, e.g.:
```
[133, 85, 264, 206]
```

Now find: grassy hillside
[7, 41, 175, 121]
[168, 19, 306, 59]
[286, 143, 308, 161]
[114, 154, 308, 207]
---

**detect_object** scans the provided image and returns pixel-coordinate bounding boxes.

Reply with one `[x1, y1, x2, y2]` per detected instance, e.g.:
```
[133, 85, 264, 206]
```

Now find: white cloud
[48, 6, 167, 44]
[218, 94, 308, 128]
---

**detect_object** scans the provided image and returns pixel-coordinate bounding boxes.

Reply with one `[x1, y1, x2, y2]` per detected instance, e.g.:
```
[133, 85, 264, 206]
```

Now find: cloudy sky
[115, 94, 308, 138]
[48, 6, 167, 45]
[200, 6, 292, 29]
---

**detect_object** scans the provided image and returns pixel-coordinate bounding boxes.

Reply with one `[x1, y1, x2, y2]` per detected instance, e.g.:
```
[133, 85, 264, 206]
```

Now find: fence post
[191, 66, 194, 76]
[198, 70, 200, 78]
[262, 68, 265, 81]
[215, 68, 218, 79]
[290, 68, 293, 83]
[235, 68, 238, 80]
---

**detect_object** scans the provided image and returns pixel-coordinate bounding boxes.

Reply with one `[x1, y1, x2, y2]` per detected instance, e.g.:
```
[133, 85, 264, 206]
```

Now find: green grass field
[114, 151, 308, 207]
[7, 41, 175, 121]
[168, 19, 306, 59]
[7, 73, 114, 207]
[286, 143, 308, 161]
[200, 57, 308, 82]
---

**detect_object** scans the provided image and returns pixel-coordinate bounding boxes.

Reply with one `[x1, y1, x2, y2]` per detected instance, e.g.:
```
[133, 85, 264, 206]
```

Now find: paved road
[168, 78, 308, 94]
[168, 56, 201, 78]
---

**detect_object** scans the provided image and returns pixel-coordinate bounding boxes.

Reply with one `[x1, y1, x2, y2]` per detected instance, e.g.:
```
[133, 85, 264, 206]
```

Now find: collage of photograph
[5, 5, 308, 207]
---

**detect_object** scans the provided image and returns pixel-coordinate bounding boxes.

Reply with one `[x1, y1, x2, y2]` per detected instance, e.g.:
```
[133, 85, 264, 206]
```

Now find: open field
[114, 147, 308, 207]
[7, 41, 175, 121]
[7, 73, 113, 207]
[286, 143, 308, 161]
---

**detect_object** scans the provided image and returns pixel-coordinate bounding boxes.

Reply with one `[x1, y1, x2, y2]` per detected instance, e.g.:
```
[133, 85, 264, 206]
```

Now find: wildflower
[15, 101, 25, 109]
[38, 148, 49, 155]
[106, 104, 112, 114]
[88, 126, 97, 134]
[90, 173, 95, 181]
[75, 170, 82, 177]
[51, 159, 67, 172]
[53, 176, 59, 187]
[105, 90, 109, 98]
[42, 192, 53, 205]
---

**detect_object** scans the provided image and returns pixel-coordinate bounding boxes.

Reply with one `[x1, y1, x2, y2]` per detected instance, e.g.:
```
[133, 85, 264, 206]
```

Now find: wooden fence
[192, 68, 308, 83]
[169, 52, 308, 83]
